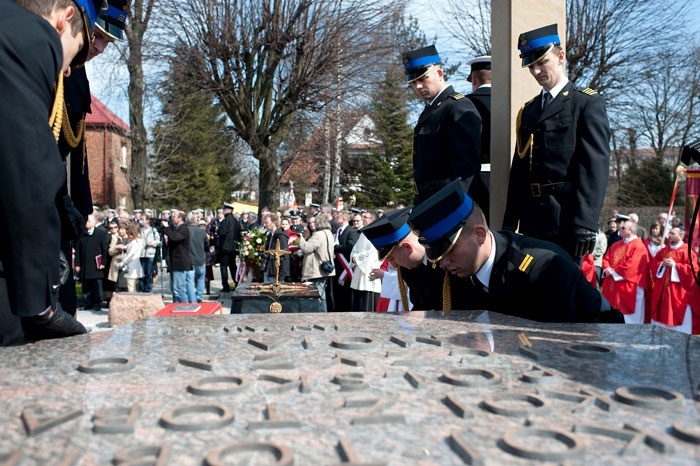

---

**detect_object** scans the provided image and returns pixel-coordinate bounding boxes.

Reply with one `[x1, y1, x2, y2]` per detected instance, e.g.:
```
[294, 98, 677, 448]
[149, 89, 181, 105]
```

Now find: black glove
[60, 194, 85, 241]
[58, 251, 70, 286]
[572, 227, 597, 257]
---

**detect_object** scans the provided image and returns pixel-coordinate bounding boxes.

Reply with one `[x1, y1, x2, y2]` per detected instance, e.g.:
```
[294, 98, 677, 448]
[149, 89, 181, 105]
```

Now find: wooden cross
[265, 238, 291, 284]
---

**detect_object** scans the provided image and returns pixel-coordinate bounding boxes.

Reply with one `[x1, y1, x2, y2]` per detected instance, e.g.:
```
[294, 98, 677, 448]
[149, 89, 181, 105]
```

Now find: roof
[85, 94, 130, 133]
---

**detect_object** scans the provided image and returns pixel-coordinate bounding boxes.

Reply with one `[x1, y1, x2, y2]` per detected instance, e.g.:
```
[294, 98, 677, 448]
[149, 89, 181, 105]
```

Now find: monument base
[232, 282, 322, 313]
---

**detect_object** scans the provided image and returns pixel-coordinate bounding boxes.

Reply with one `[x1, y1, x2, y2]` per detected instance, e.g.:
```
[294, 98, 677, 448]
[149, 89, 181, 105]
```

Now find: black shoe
[22, 307, 87, 342]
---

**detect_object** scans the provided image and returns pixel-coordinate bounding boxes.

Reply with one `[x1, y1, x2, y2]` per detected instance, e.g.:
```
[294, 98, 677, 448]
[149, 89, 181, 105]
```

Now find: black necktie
[542, 92, 552, 110]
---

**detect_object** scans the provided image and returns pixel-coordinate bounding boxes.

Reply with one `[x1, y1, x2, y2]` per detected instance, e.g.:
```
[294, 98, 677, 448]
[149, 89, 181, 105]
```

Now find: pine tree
[150, 49, 239, 209]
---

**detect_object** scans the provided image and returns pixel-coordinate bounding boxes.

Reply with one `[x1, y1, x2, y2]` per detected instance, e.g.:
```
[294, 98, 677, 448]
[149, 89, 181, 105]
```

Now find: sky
[87, 0, 700, 127]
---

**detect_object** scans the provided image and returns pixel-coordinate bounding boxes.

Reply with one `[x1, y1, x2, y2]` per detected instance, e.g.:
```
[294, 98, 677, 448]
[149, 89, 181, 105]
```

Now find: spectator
[281, 217, 302, 282]
[164, 211, 193, 303]
[102, 221, 120, 303]
[262, 213, 290, 283]
[74, 215, 110, 310]
[298, 214, 336, 312]
[107, 222, 129, 292]
[332, 211, 359, 311]
[140, 213, 160, 292]
[188, 215, 209, 302]
[117, 222, 144, 293]
[629, 213, 647, 240]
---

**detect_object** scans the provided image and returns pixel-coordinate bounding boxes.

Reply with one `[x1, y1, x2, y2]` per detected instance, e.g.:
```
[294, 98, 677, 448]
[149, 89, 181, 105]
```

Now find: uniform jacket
[165, 224, 192, 272]
[451, 231, 610, 323]
[58, 67, 93, 219]
[0, 1, 64, 316]
[466, 86, 491, 164]
[400, 263, 444, 310]
[218, 212, 242, 253]
[75, 228, 110, 280]
[413, 85, 486, 207]
[503, 81, 611, 249]
[299, 229, 336, 281]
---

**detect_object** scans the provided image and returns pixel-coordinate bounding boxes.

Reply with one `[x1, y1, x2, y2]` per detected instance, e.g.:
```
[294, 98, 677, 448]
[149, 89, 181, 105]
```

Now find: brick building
[84, 95, 132, 209]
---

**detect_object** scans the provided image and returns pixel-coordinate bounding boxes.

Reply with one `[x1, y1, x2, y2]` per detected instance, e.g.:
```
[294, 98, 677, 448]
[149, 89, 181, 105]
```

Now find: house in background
[85, 95, 132, 210]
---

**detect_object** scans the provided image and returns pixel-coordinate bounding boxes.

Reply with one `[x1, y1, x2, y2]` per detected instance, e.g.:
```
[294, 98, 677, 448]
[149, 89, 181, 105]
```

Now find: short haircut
[17, 0, 84, 37]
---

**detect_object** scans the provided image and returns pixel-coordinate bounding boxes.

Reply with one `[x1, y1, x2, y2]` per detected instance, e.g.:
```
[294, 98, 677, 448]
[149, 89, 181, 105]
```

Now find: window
[120, 145, 127, 169]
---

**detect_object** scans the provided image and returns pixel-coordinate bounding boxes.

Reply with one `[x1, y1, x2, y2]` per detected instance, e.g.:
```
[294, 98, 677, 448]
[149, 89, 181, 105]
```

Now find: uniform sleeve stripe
[518, 254, 534, 272]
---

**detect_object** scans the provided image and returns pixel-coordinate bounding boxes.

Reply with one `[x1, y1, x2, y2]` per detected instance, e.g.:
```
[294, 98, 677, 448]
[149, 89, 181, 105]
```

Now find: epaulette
[509, 247, 535, 274]
[579, 87, 598, 96]
[450, 93, 465, 100]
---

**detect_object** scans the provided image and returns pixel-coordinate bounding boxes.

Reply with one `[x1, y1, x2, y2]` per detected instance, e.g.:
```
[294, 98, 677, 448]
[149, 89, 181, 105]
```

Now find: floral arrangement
[240, 227, 267, 280]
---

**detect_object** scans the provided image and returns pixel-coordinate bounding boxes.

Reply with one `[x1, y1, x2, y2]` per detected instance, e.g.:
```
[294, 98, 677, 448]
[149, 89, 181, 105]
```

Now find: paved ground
[77, 263, 234, 333]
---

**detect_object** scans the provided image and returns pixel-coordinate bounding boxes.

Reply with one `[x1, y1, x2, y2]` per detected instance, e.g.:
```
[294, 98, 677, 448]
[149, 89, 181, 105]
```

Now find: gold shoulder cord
[441, 270, 451, 313]
[61, 103, 86, 149]
[515, 102, 534, 171]
[48, 73, 64, 142]
[396, 266, 410, 312]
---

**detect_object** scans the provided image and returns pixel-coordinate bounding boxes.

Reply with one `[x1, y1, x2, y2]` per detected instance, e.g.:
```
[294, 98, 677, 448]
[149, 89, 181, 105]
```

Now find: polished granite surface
[0, 311, 698, 465]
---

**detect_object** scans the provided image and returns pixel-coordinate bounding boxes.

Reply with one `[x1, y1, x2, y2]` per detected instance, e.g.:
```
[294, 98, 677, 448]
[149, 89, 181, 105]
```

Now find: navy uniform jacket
[400, 263, 444, 310]
[218, 213, 242, 253]
[0, 0, 64, 317]
[451, 231, 616, 323]
[413, 85, 487, 209]
[466, 86, 491, 164]
[503, 81, 610, 255]
[58, 66, 94, 220]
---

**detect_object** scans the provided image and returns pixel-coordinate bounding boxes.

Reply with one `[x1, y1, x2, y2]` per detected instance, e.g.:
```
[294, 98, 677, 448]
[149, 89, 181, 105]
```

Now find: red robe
[649, 243, 700, 330]
[601, 237, 649, 315]
[580, 254, 597, 288]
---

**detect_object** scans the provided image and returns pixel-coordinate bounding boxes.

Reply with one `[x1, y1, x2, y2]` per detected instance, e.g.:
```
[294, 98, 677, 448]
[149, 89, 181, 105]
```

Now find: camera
[680, 138, 700, 166]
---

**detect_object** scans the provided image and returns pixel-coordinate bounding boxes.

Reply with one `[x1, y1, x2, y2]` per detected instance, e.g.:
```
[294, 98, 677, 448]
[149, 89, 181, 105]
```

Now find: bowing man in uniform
[503, 24, 611, 262]
[361, 207, 444, 311]
[407, 180, 623, 323]
[601, 221, 650, 324]
[402, 45, 487, 214]
[649, 227, 700, 334]
[58, 0, 128, 317]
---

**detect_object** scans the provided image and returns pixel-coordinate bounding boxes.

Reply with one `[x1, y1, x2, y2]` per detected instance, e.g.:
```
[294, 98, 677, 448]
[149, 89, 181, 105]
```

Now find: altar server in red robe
[650, 227, 700, 334]
[602, 221, 650, 324]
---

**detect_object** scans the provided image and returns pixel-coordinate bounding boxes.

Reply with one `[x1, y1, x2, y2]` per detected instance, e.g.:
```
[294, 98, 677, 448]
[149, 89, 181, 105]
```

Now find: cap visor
[425, 227, 463, 263]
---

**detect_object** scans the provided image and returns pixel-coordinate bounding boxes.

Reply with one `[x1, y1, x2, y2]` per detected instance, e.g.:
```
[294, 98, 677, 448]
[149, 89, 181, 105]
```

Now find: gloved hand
[60, 194, 85, 241]
[58, 251, 70, 286]
[573, 227, 597, 257]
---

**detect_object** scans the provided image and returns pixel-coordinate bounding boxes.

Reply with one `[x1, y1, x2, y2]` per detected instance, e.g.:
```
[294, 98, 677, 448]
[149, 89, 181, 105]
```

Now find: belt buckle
[530, 183, 541, 197]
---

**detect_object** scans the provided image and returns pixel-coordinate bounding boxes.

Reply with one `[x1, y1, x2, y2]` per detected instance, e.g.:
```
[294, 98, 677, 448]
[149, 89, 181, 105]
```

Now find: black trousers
[219, 251, 238, 291]
[82, 278, 103, 309]
[0, 274, 25, 346]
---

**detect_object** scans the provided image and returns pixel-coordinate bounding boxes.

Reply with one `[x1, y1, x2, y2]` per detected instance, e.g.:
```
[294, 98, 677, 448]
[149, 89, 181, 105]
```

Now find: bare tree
[124, 0, 158, 208]
[172, 0, 403, 213]
[566, 0, 690, 94]
[440, 0, 491, 59]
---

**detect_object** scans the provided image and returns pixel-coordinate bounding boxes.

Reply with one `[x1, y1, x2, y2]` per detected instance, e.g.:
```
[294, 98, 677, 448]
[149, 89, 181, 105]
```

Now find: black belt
[414, 178, 452, 193]
[529, 181, 573, 197]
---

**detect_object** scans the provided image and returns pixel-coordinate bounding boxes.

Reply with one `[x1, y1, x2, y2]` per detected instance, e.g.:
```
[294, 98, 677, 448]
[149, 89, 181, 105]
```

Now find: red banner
[685, 169, 700, 254]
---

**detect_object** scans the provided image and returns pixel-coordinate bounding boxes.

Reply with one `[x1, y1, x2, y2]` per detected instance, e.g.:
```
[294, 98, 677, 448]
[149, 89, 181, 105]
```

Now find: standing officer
[503, 24, 611, 262]
[465, 55, 492, 212]
[218, 202, 242, 292]
[58, 0, 128, 316]
[402, 45, 487, 214]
